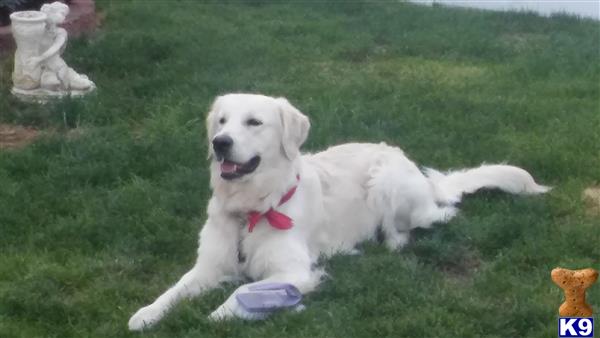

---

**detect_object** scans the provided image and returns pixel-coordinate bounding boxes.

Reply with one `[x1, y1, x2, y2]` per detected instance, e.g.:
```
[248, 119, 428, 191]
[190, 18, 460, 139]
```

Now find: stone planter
[10, 11, 47, 90]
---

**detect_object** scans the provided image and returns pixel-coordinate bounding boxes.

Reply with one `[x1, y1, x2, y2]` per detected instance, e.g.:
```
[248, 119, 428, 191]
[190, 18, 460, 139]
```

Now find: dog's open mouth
[219, 156, 261, 180]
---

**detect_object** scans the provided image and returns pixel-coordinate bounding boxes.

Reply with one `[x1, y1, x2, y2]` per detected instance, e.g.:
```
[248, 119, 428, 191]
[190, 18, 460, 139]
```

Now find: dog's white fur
[128, 93, 549, 330]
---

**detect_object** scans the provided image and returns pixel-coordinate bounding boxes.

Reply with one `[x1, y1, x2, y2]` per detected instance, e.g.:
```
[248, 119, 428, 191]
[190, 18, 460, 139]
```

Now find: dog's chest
[232, 213, 258, 266]
[235, 217, 283, 278]
[236, 221, 257, 265]
[237, 221, 249, 264]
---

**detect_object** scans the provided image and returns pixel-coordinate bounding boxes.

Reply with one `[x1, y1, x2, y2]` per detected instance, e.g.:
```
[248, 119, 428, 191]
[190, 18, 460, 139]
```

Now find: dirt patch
[0, 124, 38, 150]
[441, 249, 481, 282]
[583, 186, 600, 216]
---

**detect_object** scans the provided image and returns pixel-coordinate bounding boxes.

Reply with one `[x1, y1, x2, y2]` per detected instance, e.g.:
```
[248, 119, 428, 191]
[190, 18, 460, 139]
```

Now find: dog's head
[206, 94, 310, 181]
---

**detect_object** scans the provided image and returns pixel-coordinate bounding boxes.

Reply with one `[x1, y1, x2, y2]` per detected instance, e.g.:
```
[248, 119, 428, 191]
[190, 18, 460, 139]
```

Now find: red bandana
[247, 176, 299, 233]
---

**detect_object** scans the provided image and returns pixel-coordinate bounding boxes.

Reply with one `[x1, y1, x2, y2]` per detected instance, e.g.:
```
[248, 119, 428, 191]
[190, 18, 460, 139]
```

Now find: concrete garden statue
[10, 2, 95, 102]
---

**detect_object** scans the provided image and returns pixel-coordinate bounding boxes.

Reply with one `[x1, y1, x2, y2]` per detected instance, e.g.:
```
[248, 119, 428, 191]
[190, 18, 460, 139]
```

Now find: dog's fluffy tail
[424, 164, 551, 205]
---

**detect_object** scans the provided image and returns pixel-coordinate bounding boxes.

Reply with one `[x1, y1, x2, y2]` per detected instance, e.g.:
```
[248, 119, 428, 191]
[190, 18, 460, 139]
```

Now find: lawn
[0, 1, 599, 337]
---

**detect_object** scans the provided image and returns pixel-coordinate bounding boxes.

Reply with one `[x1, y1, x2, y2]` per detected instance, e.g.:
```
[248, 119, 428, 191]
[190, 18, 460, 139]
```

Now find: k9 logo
[559, 318, 594, 337]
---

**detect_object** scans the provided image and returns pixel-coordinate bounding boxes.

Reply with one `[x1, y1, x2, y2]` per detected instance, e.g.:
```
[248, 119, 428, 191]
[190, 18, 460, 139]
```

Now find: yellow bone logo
[551, 267, 598, 317]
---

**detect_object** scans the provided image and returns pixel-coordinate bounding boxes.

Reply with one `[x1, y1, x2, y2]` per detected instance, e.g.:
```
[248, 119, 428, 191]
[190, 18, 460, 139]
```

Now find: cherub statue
[11, 1, 94, 100]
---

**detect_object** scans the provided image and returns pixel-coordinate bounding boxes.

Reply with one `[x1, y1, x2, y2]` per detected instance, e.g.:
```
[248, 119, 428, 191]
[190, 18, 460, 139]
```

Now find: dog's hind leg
[410, 203, 459, 229]
[366, 149, 461, 250]
[366, 154, 431, 250]
[381, 213, 411, 251]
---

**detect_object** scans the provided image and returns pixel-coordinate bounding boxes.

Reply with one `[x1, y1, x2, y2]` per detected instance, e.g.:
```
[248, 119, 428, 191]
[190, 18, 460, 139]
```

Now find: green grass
[1, 1, 599, 337]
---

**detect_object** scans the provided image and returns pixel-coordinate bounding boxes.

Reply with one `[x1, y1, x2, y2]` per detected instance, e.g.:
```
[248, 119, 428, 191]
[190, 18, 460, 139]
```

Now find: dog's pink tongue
[221, 161, 238, 173]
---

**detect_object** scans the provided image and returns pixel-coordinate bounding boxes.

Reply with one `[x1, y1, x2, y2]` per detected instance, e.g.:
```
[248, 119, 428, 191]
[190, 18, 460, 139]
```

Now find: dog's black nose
[212, 135, 233, 155]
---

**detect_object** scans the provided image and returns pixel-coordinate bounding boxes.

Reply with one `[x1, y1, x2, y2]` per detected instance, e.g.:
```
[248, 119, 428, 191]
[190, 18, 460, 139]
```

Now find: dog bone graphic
[551, 267, 598, 317]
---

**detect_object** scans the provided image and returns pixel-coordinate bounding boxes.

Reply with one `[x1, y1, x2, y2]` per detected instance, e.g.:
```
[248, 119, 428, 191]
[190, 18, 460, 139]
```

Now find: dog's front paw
[208, 286, 267, 321]
[208, 302, 237, 321]
[128, 304, 165, 331]
[209, 298, 266, 321]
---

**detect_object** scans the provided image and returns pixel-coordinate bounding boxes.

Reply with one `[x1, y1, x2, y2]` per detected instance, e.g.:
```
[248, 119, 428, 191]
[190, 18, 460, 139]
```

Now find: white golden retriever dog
[128, 93, 549, 330]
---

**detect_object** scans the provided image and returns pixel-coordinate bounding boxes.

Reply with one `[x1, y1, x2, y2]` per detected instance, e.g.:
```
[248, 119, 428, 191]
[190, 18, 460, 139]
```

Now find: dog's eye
[246, 118, 263, 126]
[218, 117, 226, 124]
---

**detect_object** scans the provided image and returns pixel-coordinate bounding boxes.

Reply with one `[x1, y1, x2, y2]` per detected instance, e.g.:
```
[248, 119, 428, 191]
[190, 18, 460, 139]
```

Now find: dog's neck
[210, 157, 301, 214]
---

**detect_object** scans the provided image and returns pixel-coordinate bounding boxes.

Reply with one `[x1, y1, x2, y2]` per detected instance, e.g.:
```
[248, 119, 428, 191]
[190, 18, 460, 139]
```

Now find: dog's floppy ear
[206, 96, 222, 159]
[277, 97, 310, 160]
